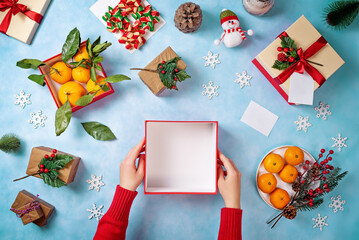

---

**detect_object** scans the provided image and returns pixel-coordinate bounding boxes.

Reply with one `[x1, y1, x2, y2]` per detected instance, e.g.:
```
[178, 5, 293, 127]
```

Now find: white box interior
[145, 122, 217, 193]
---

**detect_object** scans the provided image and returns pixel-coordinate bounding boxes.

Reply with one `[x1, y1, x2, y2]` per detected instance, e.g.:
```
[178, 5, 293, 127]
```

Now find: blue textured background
[0, 0, 358, 239]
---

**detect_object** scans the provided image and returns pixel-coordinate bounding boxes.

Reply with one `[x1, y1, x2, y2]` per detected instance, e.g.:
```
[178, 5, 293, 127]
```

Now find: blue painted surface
[0, 0, 358, 239]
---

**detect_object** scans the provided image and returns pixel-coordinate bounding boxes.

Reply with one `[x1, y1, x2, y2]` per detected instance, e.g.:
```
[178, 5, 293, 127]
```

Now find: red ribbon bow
[0, 0, 43, 34]
[275, 32, 327, 87]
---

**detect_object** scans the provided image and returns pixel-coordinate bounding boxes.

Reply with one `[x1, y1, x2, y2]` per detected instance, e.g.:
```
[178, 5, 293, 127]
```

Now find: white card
[240, 101, 279, 137]
[288, 71, 314, 105]
[90, 0, 166, 54]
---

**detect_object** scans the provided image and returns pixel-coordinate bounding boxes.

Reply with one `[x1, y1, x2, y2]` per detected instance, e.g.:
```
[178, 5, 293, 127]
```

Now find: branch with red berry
[272, 36, 323, 71]
[13, 149, 73, 188]
[131, 57, 191, 90]
[267, 149, 347, 228]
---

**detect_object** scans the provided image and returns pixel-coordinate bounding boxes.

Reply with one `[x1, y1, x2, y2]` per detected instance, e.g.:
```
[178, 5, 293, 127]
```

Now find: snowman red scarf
[222, 27, 247, 41]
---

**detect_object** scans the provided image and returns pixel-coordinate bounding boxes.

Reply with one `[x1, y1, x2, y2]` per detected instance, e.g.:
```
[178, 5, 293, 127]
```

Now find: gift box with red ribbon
[252, 15, 345, 105]
[0, 0, 51, 44]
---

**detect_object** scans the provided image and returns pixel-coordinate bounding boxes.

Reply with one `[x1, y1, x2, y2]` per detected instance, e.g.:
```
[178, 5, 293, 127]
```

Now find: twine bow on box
[275, 32, 327, 87]
[11, 194, 41, 223]
[0, 0, 43, 34]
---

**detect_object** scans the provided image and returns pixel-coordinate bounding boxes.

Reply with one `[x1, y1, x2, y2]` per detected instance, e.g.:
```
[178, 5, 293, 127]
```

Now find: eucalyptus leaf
[75, 95, 94, 106]
[62, 27, 80, 63]
[28, 74, 45, 86]
[55, 100, 72, 136]
[104, 74, 131, 83]
[90, 65, 97, 82]
[16, 59, 45, 69]
[81, 121, 116, 141]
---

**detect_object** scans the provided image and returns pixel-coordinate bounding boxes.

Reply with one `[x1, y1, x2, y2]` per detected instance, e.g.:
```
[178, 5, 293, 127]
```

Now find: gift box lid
[145, 121, 218, 194]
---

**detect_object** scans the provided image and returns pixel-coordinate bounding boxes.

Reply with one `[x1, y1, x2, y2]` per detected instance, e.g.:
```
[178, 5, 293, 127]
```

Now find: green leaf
[176, 70, 191, 82]
[101, 84, 110, 92]
[81, 121, 116, 141]
[41, 173, 67, 188]
[75, 95, 94, 106]
[62, 27, 80, 63]
[272, 60, 292, 71]
[93, 56, 103, 64]
[92, 42, 112, 56]
[55, 100, 72, 136]
[86, 38, 92, 59]
[28, 74, 45, 86]
[281, 36, 297, 51]
[16, 59, 45, 69]
[69, 59, 89, 69]
[92, 36, 101, 49]
[95, 64, 103, 71]
[104, 74, 131, 83]
[90, 65, 97, 82]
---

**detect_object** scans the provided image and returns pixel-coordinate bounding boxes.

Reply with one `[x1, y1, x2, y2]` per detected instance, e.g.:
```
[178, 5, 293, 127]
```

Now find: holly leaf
[104, 74, 131, 83]
[62, 27, 80, 63]
[16, 59, 45, 69]
[75, 95, 94, 106]
[28, 74, 46, 86]
[55, 100, 72, 136]
[272, 60, 292, 70]
[176, 70, 191, 82]
[81, 121, 116, 141]
[41, 173, 67, 188]
[281, 36, 297, 51]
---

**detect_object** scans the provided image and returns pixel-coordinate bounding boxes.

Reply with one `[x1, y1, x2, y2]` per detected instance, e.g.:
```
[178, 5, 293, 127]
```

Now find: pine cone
[174, 2, 202, 33]
[283, 205, 297, 220]
[292, 181, 301, 192]
[310, 165, 320, 177]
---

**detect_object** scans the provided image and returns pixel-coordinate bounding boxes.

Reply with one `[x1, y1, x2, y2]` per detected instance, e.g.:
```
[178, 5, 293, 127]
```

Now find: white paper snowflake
[87, 203, 104, 221]
[202, 81, 219, 100]
[314, 102, 331, 120]
[86, 174, 105, 192]
[312, 213, 328, 231]
[28, 111, 47, 129]
[294, 116, 312, 132]
[329, 195, 345, 213]
[234, 71, 252, 88]
[202, 51, 220, 69]
[332, 133, 348, 152]
[14, 90, 31, 109]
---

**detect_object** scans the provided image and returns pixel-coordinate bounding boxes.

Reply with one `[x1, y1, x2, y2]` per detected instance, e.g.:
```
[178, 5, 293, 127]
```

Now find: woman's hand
[119, 137, 146, 191]
[217, 149, 242, 209]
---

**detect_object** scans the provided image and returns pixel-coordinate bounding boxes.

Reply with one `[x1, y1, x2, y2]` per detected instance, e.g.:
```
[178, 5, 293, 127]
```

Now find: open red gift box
[38, 41, 114, 113]
[145, 121, 218, 194]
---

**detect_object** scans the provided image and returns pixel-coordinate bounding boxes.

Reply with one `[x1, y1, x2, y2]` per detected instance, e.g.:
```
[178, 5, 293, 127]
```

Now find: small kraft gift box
[0, 0, 51, 44]
[145, 121, 218, 194]
[26, 146, 80, 185]
[138, 46, 187, 95]
[38, 41, 115, 113]
[252, 15, 345, 105]
[10, 190, 55, 227]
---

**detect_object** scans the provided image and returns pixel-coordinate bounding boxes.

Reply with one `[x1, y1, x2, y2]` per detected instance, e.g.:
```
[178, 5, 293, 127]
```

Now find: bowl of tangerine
[256, 146, 317, 210]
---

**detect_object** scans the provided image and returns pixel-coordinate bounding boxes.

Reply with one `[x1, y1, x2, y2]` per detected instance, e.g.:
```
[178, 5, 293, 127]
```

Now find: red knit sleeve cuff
[106, 185, 138, 222]
[218, 208, 243, 240]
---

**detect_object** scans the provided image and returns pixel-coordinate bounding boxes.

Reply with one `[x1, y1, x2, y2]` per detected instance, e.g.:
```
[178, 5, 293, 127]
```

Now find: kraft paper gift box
[138, 46, 187, 95]
[145, 121, 218, 194]
[11, 190, 55, 227]
[252, 15, 345, 105]
[0, 0, 51, 44]
[38, 41, 115, 113]
[26, 146, 81, 185]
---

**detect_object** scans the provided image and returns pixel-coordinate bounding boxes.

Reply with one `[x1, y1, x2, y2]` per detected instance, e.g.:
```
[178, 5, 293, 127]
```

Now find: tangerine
[270, 188, 290, 209]
[58, 81, 86, 107]
[72, 66, 90, 83]
[279, 165, 298, 183]
[258, 173, 277, 194]
[74, 45, 89, 62]
[50, 62, 72, 84]
[284, 146, 304, 166]
[263, 153, 285, 173]
[87, 75, 107, 96]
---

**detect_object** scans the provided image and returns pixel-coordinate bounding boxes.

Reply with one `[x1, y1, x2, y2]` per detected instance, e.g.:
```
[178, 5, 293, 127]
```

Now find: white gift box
[145, 121, 218, 194]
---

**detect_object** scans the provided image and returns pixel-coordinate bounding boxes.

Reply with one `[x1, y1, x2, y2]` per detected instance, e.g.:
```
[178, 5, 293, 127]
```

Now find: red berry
[159, 65, 163, 69]
[283, 48, 289, 52]
[305, 160, 310, 165]
[303, 166, 307, 170]
[326, 188, 330, 192]
[321, 149, 325, 153]
[322, 177, 326, 181]
[324, 159, 328, 164]
[330, 166, 334, 170]
[319, 154, 323, 158]
[289, 47, 294, 51]
[174, 77, 178, 81]
[162, 61, 165, 64]
[322, 170, 327, 175]
[277, 47, 283, 51]
[309, 189, 313, 192]
[40, 168, 44, 173]
[289, 56, 295, 62]
[44, 154, 49, 159]
[328, 157, 332, 161]
[323, 183, 328, 189]
[172, 86, 176, 89]
[320, 190, 324, 194]
[325, 165, 330, 169]
[52, 149, 57, 153]
[310, 198, 313, 202]
[175, 69, 179, 73]
[316, 187, 321, 191]
[308, 202, 313, 206]
[161, 70, 165, 74]
[329, 150, 334, 154]
[44, 169, 49, 173]
[40, 164, 44, 168]
[51, 154, 55, 158]
[277, 53, 287, 62]
[320, 161, 325, 165]
[309, 191, 313, 196]
[314, 162, 319, 167]
[301, 180, 305, 184]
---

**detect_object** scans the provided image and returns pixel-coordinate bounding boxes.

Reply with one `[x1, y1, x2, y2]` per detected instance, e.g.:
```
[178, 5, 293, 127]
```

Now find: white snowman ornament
[214, 9, 253, 48]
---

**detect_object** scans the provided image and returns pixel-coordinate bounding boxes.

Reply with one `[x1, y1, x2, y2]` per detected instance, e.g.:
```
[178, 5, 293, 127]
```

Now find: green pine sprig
[324, 0, 359, 30]
[0, 134, 21, 153]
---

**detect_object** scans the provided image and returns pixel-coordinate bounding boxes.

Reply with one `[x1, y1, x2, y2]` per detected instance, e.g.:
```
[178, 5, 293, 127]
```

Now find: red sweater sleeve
[93, 185, 137, 240]
[218, 208, 243, 240]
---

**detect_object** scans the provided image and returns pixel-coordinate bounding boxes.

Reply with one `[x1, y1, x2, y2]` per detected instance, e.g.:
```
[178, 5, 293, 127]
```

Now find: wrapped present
[26, 146, 80, 185]
[138, 46, 187, 95]
[0, 0, 51, 44]
[252, 15, 345, 105]
[10, 190, 54, 227]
